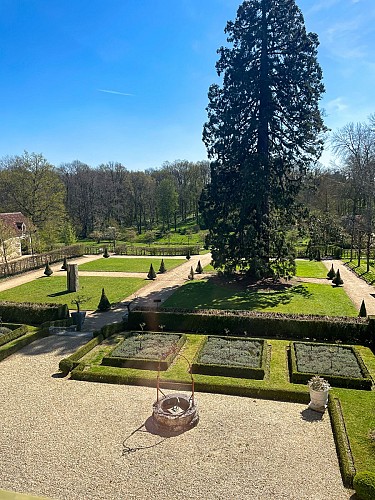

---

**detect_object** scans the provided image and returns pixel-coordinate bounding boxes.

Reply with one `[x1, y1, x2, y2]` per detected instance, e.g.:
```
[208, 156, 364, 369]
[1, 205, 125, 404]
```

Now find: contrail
[97, 89, 134, 96]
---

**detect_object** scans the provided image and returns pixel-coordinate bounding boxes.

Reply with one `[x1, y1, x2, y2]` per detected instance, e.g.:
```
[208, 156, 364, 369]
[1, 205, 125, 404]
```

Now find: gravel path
[322, 259, 375, 314]
[0, 336, 350, 500]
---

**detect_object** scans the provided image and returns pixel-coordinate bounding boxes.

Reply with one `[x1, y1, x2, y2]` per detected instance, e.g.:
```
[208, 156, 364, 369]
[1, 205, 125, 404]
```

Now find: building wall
[0, 237, 22, 263]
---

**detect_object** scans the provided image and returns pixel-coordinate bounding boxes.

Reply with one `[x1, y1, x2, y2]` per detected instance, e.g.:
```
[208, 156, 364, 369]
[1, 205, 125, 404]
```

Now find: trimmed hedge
[59, 333, 104, 374]
[191, 336, 267, 379]
[328, 396, 356, 488]
[127, 309, 372, 345]
[102, 332, 186, 371]
[59, 321, 126, 374]
[0, 324, 29, 347]
[0, 301, 69, 325]
[0, 244, 85, 278]
[0, 329, 48, 361]
[289, 341, 373, 390]
[114, 245, 200, 256]
[353, 471, 375, 500]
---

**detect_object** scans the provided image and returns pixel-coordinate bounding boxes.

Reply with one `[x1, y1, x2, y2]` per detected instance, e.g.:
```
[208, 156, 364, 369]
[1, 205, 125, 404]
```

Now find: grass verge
[0, 276, 146, 311]
[78, 257, 186, 273]
[162, 278, 358, 316]
[295, 259, 329, 278]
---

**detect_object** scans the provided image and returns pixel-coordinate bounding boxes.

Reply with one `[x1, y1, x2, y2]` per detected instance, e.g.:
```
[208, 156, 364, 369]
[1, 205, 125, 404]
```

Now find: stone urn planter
[70, 311, 86, 331]
[308, 375, 330, 413]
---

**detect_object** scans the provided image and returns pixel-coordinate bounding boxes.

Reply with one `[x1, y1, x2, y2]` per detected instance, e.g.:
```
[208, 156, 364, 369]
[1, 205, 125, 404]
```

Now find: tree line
[0, 152, 210, 250]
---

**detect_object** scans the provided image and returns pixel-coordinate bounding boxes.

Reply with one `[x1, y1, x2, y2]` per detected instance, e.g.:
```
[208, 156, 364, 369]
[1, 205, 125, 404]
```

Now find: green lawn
[345, 259, 375, 285]
[295, 259, 328, 278]
[0, 276, 146, 310]
[78, 257, 186, 273]
[162, 279, 358, 316]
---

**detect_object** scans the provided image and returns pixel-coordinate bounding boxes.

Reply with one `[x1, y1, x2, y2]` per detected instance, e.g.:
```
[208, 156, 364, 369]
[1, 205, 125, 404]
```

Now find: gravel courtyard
[0, 335, 351, 500]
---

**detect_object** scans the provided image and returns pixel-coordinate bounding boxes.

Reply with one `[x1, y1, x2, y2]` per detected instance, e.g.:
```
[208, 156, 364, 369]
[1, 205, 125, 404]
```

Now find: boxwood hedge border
[0, 301, 69, 325]
[191, 335, 267, 379]
[128, 308, 372, 345]
[0, 324, 29, 347]
[0, 328, 48, 362]
[289, 341, 373, 390]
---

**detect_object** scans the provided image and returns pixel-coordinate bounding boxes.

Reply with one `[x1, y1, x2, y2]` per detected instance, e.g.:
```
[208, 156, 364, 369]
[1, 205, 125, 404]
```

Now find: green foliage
[186, 249, 191, 260]
[201, 1, 325, 278]
[360, 299, 367, 318]
[44, 261, 53, 276]
[332, 268, 344, 286]
[327, 264, 336, 280]
[79, 257, 185, 273]
[97, 288, 111, 312]
[0, 329, 47, 362]
[195, 260, 203, 274]
[0, 324, 28, 347]
[0, 301, 68, 325]
[128, 309, 370, 345]
[188, 266, 194, 280]
[103, 247, 110, 258]
[353, 472, 375, 500]
[158, 259, 166, 273]
[147, 263, 156, 280]
[61, 221, 77, 245]
[61, 256, 68, 271]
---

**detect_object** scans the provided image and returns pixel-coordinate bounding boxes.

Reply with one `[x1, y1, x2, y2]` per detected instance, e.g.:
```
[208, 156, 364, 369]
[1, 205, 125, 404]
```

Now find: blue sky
[0, 0, 374, 170]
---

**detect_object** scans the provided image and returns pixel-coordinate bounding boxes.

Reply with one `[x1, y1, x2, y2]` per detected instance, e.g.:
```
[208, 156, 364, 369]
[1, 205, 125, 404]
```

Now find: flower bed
[192, 336, 267, 379]
[101, 332, 186, 371]
[289, 341, 372, 390]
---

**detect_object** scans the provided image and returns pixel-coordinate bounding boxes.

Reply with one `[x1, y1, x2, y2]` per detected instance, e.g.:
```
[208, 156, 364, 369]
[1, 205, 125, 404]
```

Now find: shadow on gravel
[16, 335, 89, 358]
[300, 408, 324, 422]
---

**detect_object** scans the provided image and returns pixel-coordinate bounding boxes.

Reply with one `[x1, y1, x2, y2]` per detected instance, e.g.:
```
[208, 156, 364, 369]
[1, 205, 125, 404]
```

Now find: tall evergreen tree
[201, 0, 325, 278]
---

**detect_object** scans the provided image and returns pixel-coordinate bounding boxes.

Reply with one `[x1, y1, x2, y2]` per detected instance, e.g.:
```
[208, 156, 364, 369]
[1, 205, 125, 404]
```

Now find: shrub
[327, 264, 335, 280]
[0, 301, 69, 325]
[97, 288, 111, 312]
[128, 309, 370, 345]
[359, 299, 367, 318]
[44, 262, 53, 276]
[188, 266, 194, 280]
[0, 326, 12, 336]
[0, 325, 28, 347]
[147, 263, 157, 280]
[0, 329, 47, 362]
[195, 260, 203, 274]
[61, 256, 68, 271]
[186, 249, 191, 260]
[158, 259, 166, 273]
[103, 247, 110, 258]
[315, 249, 321, 261]
[332, 269, 343, 286]
[353, 472, 375, 500]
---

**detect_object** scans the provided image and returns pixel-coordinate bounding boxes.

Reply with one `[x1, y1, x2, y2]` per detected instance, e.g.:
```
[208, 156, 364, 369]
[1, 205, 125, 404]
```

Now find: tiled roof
[0, 212, 27, 236]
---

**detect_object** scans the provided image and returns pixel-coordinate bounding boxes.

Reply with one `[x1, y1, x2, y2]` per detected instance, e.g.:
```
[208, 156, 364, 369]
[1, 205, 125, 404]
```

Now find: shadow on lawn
[165, 276, 313, 311]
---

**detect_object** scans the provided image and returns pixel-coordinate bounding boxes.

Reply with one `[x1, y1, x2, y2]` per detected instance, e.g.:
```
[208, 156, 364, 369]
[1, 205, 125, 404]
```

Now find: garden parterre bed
[101, 331, 186, 370]
[191, 336, 267, 379]
[289, 341, 372, 390]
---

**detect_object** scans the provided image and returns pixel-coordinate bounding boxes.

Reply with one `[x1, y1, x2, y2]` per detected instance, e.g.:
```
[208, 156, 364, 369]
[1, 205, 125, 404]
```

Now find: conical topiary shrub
[195, 260, 203, 274]
[44, 261, 53, 277]
[315, 248, 321, 261]
[332, 269, 343, 286]
[147, 263, 157, 280]
[327, 264, 335, 280]
[61, 256, 68, 271]
[103, 247, 110, 258]
[359, 299, 367, 317]
[97, 288, 111, 312]
[158, 259, 166, 274]
[188, 266, 194, 280]
[186, 249, 191, 260]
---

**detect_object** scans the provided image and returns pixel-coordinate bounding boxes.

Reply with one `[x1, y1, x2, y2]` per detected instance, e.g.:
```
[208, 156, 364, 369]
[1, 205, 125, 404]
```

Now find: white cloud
[97, 89, 134, 96]
[326, 97, 349, 114]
